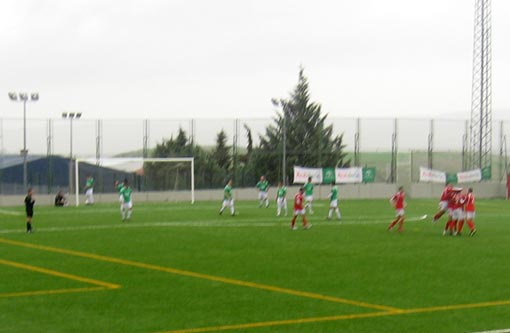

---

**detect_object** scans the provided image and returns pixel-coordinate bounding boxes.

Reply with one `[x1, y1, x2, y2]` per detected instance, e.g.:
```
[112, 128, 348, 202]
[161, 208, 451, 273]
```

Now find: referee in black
[24, 188, 35, 233]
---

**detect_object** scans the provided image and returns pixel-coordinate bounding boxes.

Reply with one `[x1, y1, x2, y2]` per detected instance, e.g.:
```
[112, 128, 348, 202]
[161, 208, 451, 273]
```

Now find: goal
[74, 157, 195, 206]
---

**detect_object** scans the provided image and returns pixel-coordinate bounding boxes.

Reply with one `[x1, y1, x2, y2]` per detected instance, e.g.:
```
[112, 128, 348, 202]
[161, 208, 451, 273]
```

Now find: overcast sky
[1, 0, 509, 121]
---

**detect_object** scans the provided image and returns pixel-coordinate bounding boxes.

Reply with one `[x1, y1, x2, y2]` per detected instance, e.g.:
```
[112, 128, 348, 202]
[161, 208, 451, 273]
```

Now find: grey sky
[1, 0, 509, 121]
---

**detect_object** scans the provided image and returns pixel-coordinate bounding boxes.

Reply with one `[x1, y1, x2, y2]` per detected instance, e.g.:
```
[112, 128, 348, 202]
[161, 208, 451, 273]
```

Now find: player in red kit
[291, 187, 312, 230]
[457, 188, 477, 236]
[443, 187, 463, 236]
[433, 183, 453, 223]
[387, 186, 405, 232]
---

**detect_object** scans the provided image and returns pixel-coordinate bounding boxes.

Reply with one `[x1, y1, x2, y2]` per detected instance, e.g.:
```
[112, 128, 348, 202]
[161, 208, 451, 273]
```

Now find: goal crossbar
[74, 157, 195, 206]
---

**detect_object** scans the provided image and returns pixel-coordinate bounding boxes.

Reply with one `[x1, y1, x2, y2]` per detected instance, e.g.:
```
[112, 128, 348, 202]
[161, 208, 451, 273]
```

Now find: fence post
[428, 119, 434, 169]
[354, 118, 360, 167]
[390, 118, 398, 183]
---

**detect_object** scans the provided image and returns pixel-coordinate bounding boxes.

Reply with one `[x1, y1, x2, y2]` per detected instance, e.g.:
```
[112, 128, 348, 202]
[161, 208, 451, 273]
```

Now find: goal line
[74, 157, 195, 206]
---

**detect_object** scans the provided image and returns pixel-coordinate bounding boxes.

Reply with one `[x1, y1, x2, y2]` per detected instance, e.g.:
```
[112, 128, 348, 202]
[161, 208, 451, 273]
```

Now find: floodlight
[8, 92, 18, 101]
[69, 112, 75, 118]
[76, 113, 82, 118]
[62, 112, 68, 118]
[19, 93, 28, 101]
[30, 93, 39, 101]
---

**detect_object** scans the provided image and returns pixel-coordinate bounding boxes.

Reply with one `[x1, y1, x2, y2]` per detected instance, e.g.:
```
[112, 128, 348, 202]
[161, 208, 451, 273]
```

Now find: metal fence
[1, 117, 509, 193]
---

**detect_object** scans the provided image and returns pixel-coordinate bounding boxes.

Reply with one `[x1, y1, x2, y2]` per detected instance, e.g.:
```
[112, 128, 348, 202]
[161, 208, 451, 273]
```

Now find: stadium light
[62, 111, 82, 193]
[8, 92, 39, 189]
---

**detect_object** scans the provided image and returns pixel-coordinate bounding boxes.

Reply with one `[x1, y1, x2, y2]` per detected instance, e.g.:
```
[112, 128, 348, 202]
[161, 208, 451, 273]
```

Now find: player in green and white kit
[275, 181, 288, 217]
[119, 179, 133, 221]
[327, 181, 341, 220]
[256, 175, 270, 208]
[303, 176, 314, 214]
[219, 180, 235, 216]
[84, 175, 94, 205]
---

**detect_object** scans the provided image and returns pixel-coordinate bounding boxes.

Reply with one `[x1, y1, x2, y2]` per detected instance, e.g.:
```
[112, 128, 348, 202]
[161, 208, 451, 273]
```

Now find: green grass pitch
[1, 198, 510, 333]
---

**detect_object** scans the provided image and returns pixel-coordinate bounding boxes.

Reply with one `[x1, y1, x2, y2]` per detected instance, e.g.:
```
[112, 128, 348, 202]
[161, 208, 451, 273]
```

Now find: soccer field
[1, 198, 510, 333]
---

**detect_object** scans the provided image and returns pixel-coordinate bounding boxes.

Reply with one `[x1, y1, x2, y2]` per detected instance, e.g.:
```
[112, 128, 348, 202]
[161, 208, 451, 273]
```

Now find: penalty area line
[467, 330, 510, 333]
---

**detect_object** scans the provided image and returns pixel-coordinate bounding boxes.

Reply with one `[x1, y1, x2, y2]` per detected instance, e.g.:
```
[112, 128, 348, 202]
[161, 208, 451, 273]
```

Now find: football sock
[457, 220, 465, 233]
[467, 219, 475, 230]
[303, 216, 308, 226]
[445, 220, 452, 232]
[291, 216, 297, 227]
[398, 218, 404, 232]
[433, 210, 445, 221]
[449, 220, 457, 232]
[127, 210, 132, 219]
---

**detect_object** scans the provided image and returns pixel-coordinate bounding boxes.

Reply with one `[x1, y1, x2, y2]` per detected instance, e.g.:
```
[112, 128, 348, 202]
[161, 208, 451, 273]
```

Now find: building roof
[0, 155, 44, 169]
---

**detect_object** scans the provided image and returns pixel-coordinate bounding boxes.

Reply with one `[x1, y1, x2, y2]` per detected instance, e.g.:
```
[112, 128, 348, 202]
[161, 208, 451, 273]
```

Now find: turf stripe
[0, 215, 431, 234]
[0, 209, 23, 216]
[0, 237, 399, 312]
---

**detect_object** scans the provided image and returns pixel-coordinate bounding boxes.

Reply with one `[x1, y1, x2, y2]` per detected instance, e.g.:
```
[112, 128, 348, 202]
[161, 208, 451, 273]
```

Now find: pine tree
[253, 68, 349, 184]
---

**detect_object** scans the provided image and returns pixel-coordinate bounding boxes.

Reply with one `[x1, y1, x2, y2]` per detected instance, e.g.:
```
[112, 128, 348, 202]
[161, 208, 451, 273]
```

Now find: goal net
[74, 157, 195, 206]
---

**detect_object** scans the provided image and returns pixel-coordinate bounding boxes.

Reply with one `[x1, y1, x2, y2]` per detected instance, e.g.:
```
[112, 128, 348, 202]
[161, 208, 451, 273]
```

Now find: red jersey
[294, 192, 304, 210]
[440, 186, 453, 201]
[449, 192, 463, 210]
[391, 191, 405, 209]
[464, 192, 475, 212]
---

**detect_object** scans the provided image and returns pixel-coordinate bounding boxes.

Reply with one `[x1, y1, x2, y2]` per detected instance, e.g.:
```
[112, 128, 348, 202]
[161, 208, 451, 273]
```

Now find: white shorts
[86, 188, 94, 196]
[439, 201, 448, 211]
[122, 201, 133, 210]
[258, 191, 268, 200]
[277, 197, 287, 207]
[451, 208, 464, 220]
[294, 208, 306, 216]
[330, 199, 338, 208]
[223, 199, 234, 207]
[305, 195, 313, 202]
[395, 209, 405, 217]
[465, 211, 475, 220]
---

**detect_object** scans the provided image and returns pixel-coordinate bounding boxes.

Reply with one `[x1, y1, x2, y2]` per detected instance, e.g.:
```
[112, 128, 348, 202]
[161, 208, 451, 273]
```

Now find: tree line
[144, 68, 350, 190]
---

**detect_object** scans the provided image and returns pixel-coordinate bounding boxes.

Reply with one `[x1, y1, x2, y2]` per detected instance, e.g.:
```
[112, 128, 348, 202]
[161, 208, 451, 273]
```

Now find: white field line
[0, 215, 431, 234]
[0, 209, 23, 216]
[467, 329, 510, 333]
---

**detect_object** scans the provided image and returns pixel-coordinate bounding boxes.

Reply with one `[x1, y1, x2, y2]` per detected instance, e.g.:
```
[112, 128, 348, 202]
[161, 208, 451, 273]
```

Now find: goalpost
[74, 157, 194, 206]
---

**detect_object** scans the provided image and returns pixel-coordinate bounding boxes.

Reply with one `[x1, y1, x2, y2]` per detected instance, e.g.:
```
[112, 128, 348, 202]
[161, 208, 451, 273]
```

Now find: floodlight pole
[8, 92, 38, 190]
[62, 112, 82, 194]
[22, 99, 27, 189]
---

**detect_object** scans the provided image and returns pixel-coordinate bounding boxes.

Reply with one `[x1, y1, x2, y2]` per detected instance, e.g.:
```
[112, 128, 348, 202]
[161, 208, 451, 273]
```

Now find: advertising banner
[322, 168, 336, 184]
[457, 169, 482, 183]
[335, 167, 363, 183]
[293, 167, 323, 184]
[362, 167, 376, 183]
[419, 167, 446, 183]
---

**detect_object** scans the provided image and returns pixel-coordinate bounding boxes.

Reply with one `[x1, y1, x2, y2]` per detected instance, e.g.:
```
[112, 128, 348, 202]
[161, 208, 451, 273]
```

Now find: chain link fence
[1, 117, 509, 194]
